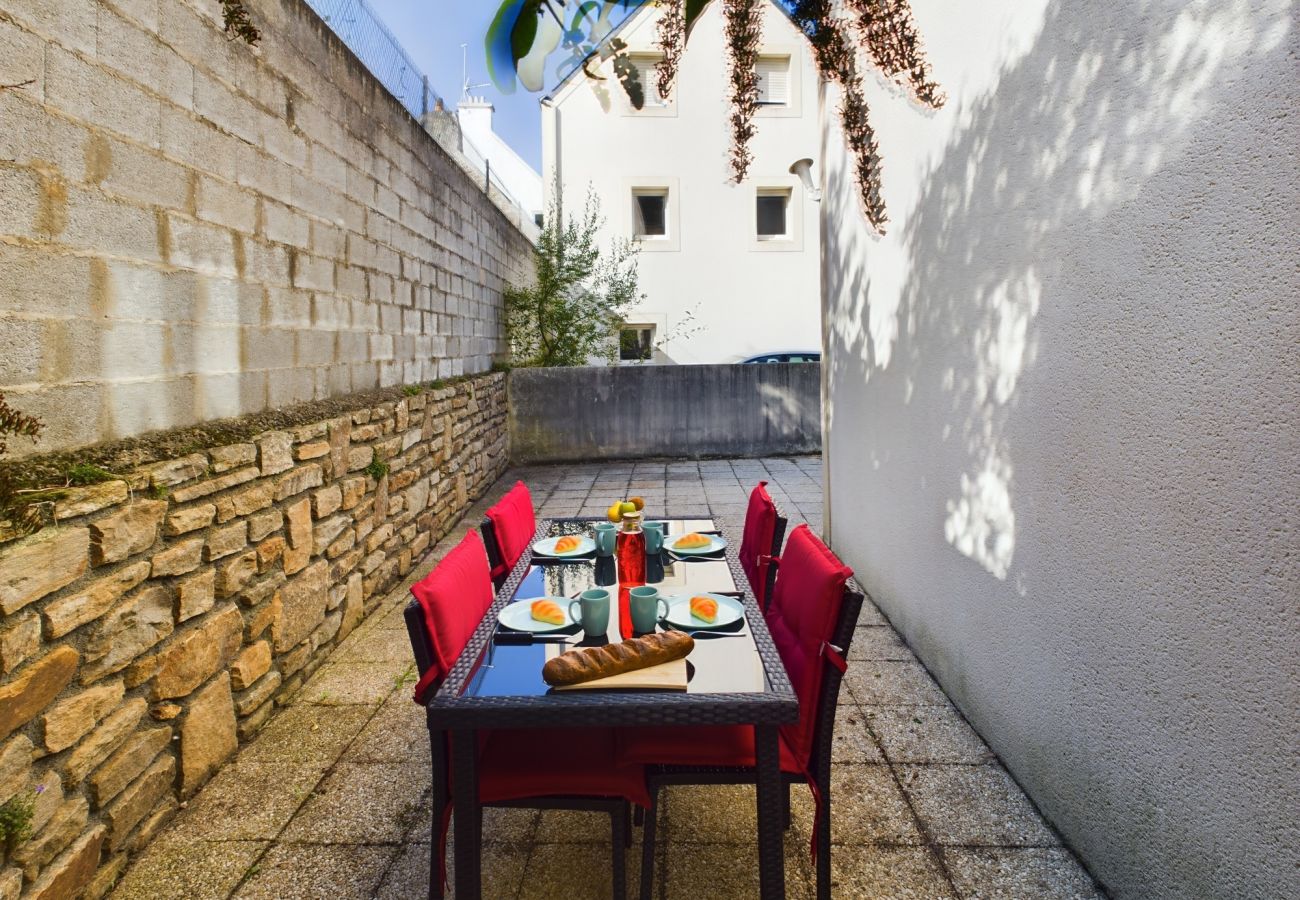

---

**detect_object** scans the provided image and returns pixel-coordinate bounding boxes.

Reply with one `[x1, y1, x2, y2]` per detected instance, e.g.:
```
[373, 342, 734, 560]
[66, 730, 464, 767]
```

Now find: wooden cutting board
[552, 657, 688, 691]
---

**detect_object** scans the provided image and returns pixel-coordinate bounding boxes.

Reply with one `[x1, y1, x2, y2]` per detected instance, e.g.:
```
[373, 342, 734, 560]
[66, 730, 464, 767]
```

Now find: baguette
[542, 631, 695, 686]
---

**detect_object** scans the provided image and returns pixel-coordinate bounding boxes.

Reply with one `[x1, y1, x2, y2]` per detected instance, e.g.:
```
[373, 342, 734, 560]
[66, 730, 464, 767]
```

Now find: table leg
[429, 730, 446, 900]
[451, 729, 481, 900]
[754, 725, 785, 899]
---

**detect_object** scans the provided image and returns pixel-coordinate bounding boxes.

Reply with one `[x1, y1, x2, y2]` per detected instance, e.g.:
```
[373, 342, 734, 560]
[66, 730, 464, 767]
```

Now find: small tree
[505, 188, 641, 366]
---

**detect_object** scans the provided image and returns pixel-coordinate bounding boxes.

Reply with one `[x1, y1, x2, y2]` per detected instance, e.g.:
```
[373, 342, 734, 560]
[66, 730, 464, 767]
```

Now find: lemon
[607, 502, 624, 523]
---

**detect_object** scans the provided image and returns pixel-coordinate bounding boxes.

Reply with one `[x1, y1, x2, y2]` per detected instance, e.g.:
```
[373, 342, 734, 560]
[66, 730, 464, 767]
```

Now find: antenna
[460, 42, 490, 103]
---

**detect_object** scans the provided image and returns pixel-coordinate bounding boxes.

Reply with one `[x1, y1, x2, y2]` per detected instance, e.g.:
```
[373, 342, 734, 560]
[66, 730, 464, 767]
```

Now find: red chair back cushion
[410, 530, 494, 701]
[738, 481, 779, 605]
[764, 524, 852, 767]
[485, 481, 535, 579]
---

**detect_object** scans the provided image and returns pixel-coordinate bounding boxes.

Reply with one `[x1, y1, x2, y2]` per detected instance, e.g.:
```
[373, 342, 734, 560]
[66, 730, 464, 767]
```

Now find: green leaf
[486, 0, 547, 94]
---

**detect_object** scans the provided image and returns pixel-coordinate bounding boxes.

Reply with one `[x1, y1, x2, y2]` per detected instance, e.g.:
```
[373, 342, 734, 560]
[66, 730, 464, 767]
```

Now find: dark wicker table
[425, 517, 799, 899]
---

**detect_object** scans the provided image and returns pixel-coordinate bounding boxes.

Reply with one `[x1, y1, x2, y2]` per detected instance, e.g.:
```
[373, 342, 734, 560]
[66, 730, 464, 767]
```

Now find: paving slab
[899, 765, 1060, 847]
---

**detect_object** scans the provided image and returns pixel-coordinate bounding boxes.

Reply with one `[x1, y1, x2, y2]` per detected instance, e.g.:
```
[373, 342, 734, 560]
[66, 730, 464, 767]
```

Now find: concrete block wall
[0, 373, 508, 897]
[509, 364, 823, 463]
[0, 0, 533, 458]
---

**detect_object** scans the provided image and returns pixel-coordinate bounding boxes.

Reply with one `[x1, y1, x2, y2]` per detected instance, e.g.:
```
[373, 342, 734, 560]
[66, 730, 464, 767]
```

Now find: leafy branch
[219, 0, 261, 46]
[505, 184, 642, 367]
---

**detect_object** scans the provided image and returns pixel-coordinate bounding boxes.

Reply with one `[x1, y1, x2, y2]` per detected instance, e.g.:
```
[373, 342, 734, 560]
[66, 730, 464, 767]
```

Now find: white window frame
[755, 188, 792, 241]
[754, 44, 802, 119]
[750, 177, 803, 252]
[755, 55, 792, 107]
[625, 177, 680, 252]
[620, 52, 677, 117]
[618, 323, 656, 362]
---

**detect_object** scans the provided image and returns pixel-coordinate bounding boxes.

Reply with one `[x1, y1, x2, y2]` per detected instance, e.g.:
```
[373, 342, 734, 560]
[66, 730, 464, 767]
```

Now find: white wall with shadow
[819, 1, 1298, 897]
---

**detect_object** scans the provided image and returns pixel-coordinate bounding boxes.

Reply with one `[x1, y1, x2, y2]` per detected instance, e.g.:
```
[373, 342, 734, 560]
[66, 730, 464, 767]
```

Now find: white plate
[532, 535, 596, 558]
[497, 598, 574, 633]
[662, 592, 745, 630]
[666, 533, 727, 555]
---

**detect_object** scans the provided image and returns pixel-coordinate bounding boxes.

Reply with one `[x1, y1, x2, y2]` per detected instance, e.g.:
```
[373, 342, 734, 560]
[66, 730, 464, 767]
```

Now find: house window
[756, 55, 791, 106]
[629, 54, 667, 108]
[633, 189, 668, 238]
[620, 325, 654, 361]
[756, 189, 791, 239]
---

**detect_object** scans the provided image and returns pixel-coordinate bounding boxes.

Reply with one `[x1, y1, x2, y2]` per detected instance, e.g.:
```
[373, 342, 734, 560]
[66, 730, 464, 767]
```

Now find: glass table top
[464, 518, 769, 699]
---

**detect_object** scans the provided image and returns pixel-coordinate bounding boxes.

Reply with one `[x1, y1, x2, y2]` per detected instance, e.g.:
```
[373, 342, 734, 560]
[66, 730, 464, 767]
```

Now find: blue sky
[363, 0, 561, 172]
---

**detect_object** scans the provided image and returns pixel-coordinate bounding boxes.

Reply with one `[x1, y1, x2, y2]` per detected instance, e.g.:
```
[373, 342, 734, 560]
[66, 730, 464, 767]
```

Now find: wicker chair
[624, 529, 865, 900]
[404, 534, 636, 900]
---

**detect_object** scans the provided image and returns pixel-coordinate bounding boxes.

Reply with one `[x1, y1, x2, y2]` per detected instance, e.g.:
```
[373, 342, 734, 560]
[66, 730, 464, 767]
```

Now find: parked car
[737, 351, 821, 364]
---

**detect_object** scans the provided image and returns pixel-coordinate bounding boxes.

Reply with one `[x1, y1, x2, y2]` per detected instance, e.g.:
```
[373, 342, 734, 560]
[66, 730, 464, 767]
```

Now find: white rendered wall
[458, 100, 544, 221]
[543, 2, 822, 363]
[819, 1, 1299, 898]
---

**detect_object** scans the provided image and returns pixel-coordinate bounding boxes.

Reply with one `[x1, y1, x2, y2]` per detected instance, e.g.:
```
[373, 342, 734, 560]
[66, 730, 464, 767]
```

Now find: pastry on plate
[553, 535, 582, 553]
[673, 532, 712, 550]
[530, 599, 565, 625]
[689, 596, 719, 624]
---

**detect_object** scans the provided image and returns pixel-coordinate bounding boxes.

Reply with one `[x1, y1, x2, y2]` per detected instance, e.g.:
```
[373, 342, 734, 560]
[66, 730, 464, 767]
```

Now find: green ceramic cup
[592, 522, 617, 557]
[628, 586, 669, 634]
[569, 589, 610, 636]
[642, 522, 665, 554]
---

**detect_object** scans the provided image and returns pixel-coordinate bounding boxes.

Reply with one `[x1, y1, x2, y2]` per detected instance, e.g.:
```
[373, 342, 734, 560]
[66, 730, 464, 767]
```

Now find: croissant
[542, 631, 695, 686]
[674, 532, 712, 550]
[531, 600, 565, 625]
[553, 535, 582, 553]
[690, 596, 719, 624]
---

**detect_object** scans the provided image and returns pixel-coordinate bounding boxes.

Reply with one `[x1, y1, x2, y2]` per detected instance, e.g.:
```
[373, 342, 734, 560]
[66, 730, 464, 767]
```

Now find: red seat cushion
[410, 530, 495, 703]
[738, 481, 779, 606]
[617, 725, 801, 774]
[486, 481, 535, 579]
[765, 525, 852, 767]
[481, 728, 649, 808]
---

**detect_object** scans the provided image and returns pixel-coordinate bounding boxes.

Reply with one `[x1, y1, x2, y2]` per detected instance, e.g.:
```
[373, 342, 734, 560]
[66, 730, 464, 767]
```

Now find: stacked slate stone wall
[0, 373, 507, 898]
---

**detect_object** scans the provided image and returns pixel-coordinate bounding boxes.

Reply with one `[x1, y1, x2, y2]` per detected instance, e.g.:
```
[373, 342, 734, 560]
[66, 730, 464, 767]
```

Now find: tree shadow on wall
[823, 0, 1296, 896]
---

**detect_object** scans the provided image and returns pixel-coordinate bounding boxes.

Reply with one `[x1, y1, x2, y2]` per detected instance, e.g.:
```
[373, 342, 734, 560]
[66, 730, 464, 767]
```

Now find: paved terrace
[110, 458, 1103, 899]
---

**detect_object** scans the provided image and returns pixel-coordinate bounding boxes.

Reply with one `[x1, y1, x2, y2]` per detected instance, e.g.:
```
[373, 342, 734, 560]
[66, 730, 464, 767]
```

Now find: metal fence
[302, 0, 440, 119]
[303, 0, 529, 214]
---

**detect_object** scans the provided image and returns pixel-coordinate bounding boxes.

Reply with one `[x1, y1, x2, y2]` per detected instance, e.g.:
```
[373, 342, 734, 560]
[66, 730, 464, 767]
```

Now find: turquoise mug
[592, 523, 617, 557]
[569, 588, 610, 636]
[628, 586, 669, 633]
[642, 522, 664, 554]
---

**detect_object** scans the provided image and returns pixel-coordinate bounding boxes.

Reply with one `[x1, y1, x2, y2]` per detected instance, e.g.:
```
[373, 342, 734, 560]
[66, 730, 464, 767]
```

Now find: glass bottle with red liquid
[615, 511, 646, 638]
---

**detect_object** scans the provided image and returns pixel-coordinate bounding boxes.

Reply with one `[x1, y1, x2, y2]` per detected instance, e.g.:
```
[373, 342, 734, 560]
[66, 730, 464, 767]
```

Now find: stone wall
[0, 0, 533, 458]
[509, 364, 823, 463]
[0, 373, 508, 897]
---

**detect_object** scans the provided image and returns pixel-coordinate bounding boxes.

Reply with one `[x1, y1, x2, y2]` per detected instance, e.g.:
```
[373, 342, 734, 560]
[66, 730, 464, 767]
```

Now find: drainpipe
[817, 78, 832, 544]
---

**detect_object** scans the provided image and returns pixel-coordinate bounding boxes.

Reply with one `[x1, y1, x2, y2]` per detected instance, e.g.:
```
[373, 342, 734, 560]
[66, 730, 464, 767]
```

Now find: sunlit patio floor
[110, 457, 1104, 899]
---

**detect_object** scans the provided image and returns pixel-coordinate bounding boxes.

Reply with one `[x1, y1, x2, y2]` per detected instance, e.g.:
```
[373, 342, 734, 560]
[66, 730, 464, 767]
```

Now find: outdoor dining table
[424, 516, 800, 899]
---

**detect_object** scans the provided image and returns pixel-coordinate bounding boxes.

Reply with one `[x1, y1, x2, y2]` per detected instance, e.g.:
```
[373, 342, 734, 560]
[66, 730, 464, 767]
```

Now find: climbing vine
[721, 0, 765, 183]
[651, 0, 943, 232]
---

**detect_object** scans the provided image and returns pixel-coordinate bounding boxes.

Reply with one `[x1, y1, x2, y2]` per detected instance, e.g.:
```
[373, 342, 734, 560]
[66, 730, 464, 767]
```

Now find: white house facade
[541, 1, 822, 364]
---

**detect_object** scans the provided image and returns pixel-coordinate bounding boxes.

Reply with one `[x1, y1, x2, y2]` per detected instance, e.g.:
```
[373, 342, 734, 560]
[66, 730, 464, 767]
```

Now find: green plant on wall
[0, 390, 45, 532]
[219, 0, 261, 45]
[0, 789, 38, 850]
[504, 186, 641, 367]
